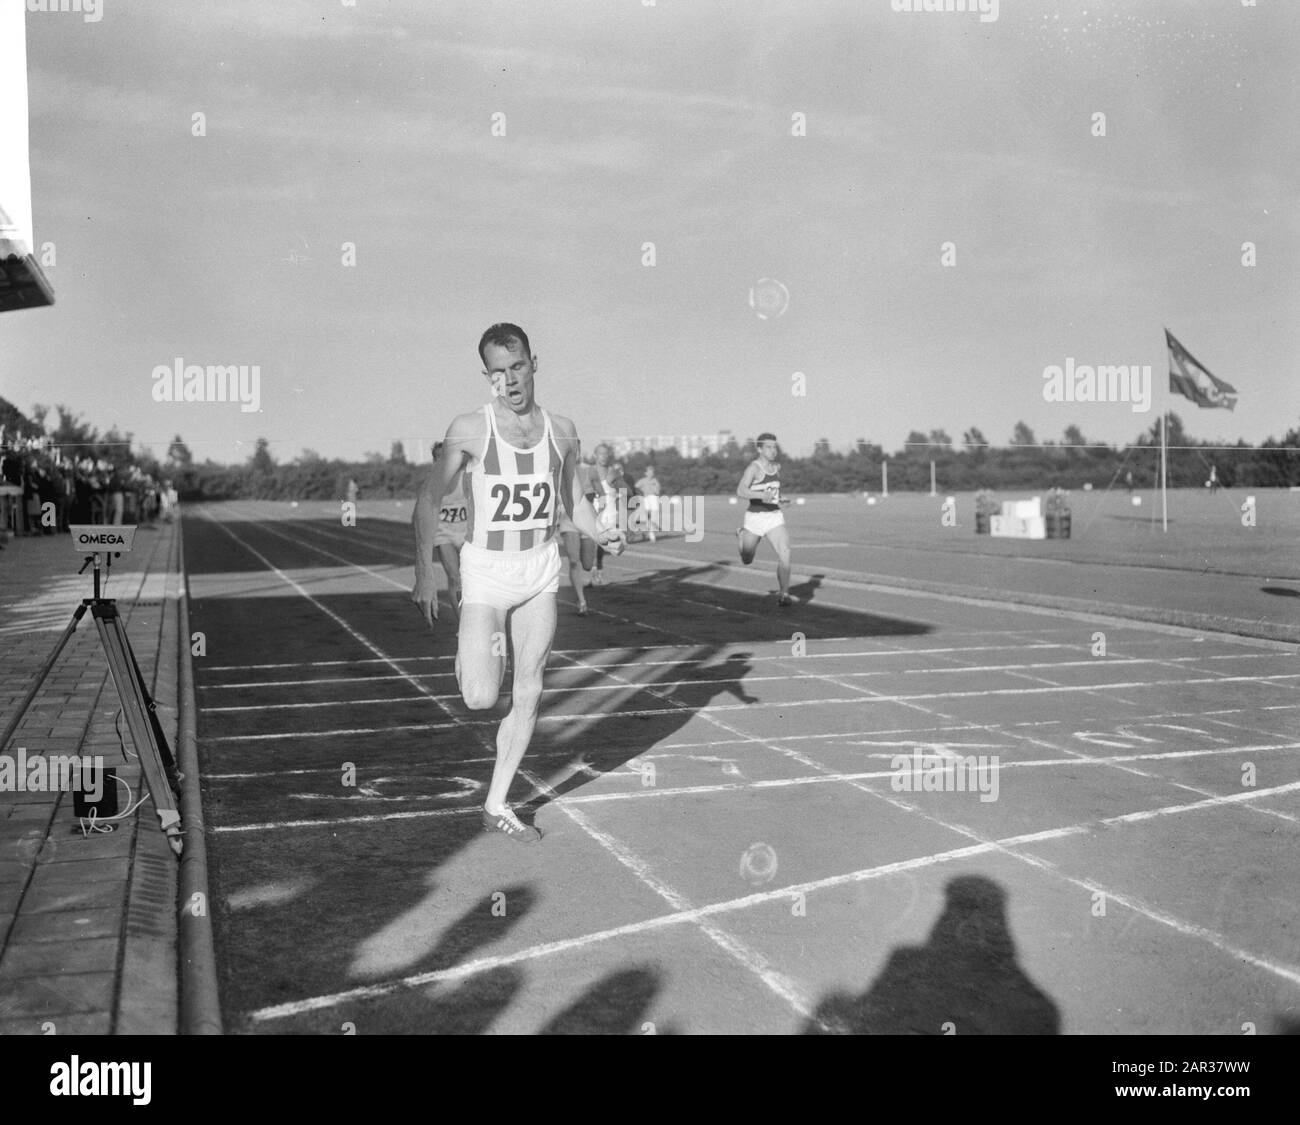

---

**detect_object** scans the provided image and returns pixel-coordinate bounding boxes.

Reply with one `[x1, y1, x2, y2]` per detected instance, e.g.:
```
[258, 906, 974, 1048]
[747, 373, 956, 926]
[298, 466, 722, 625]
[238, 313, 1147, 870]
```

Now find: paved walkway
[0, 521, 182, 1034]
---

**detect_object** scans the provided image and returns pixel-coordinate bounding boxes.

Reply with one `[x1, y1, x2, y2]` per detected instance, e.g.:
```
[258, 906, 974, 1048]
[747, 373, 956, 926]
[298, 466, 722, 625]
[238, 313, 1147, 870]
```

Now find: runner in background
[430, 440, 469, 617]
[633, 464, 662, 542]
[735, 432, 794, 606]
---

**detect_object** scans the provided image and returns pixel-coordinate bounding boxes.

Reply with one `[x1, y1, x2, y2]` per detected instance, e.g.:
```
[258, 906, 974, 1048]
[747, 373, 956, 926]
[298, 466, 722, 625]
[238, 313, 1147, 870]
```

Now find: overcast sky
[4, 0, 1297, 463]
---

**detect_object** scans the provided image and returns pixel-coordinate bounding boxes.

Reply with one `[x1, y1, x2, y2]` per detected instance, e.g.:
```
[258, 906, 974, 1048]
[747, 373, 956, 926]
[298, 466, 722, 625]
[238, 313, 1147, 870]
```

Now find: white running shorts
[460, 538, 562, 610]
[742, 509, 785, 539]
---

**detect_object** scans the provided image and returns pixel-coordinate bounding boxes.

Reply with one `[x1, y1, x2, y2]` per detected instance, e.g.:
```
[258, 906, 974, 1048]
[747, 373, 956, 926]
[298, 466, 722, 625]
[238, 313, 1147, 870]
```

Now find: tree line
[4, 397, 1297, 504]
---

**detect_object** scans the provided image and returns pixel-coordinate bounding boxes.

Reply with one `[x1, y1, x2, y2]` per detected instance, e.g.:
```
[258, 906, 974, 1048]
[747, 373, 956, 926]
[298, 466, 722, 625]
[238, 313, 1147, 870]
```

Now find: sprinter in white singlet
[412, 324, 625, 843]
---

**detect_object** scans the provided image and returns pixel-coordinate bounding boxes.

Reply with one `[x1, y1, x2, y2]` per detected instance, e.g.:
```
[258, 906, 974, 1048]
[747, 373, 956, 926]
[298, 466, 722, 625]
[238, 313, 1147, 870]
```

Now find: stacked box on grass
[990, 497, 1046, 540]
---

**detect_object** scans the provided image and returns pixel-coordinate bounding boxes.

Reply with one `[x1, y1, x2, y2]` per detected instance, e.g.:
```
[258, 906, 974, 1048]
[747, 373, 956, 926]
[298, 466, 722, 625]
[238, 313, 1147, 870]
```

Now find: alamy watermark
[890, 750, 1000, 802]
[891, 0, 999, 24]
[1042, 358, 1152, 413]
[151, 358, 261, 413]
[0, 749, 107, 803]
[604, 487, 702, 542]
[27, 0, 103, 23]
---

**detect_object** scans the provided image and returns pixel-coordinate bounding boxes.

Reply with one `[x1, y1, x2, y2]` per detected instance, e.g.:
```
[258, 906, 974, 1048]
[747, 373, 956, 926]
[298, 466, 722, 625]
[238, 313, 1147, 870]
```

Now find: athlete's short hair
[756, 432, 777, 444]
[478, 323, 532, 364]
[432, 441, 444, 459]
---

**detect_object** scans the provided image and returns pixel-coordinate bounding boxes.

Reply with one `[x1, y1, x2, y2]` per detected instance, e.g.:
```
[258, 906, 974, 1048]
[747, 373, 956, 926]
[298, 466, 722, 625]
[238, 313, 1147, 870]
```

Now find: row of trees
[5, 397, 1298, 502]
[182, 415, 1300, 498]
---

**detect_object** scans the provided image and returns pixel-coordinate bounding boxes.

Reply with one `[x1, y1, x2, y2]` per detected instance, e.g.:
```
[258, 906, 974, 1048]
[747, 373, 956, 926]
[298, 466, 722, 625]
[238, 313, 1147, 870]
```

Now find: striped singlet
[464, 404, 565, 552]
[748, 462, 781, 512]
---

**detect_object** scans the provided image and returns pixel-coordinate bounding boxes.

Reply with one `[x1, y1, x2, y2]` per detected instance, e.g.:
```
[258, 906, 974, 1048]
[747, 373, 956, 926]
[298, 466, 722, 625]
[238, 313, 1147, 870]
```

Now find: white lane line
[198, 672, 1300, 728]
[200, 703, 1300, 748]
[210, 753, 1300, 832]
[246, 836, 1008, 1023]
[196, 651, 1282, 693]
[956, 626, 1300, 826]
[200, 720, 1063, 773]
[207, 508, 1300, 1013]
[565, 603, 1300, 994]
[518, 768, 822, 1025]
[1106, 781, 1300, 824]
[246, 779, 1300, 1022]
[201, 658, 1188, 709]
[201, 508, 833, 1029]
[199, 641, 1085, 673]
[234, 500, 1299, 651]
[625, 543, 1300, 651]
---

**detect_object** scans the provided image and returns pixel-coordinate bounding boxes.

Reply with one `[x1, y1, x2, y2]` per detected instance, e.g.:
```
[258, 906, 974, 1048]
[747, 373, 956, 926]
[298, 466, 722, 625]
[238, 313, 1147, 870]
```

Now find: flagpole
[1160, 408, 1168, 532]
[1160, 327, 1168, 532]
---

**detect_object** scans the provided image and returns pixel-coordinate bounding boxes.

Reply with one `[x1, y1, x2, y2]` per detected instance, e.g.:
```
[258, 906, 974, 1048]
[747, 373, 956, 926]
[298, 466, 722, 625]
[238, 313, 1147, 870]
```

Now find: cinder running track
[185, 496, 1300, 1035]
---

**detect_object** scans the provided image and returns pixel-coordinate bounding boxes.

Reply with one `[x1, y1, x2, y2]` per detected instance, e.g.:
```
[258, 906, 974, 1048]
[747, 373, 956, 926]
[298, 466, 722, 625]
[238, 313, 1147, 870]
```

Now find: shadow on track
[260, 886, 537, 1034]
[188, 513, 936, 1032]
[788, 572, 826, 604]
[540, 965, 680, 1035]
[800, 875, 1060, 1035]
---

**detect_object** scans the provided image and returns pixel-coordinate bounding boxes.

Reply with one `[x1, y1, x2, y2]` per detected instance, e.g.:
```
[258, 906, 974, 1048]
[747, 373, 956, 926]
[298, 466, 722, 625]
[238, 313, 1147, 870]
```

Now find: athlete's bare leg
[767, 522, 792, 596]
[561, 531, 594, 612]
[737, 526, 761, 565]
[456, 602, 507, 710]
[483, 590, 557, 814]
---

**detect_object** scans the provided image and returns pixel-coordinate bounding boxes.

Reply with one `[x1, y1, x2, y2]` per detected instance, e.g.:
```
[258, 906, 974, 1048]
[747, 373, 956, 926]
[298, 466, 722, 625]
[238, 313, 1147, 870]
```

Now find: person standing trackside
[557, 453, 598, 615]
[411, 323, 626, 842]
[736, 432, 794, 606]
[634, 464, 662, 542]
[590, 444, 624, 584]
[107, 463, 126, 526]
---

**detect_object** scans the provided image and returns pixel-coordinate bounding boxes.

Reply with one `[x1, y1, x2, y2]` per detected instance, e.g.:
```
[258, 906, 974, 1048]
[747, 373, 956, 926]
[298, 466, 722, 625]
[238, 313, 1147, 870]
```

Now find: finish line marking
[246, 781, 1300, 1023]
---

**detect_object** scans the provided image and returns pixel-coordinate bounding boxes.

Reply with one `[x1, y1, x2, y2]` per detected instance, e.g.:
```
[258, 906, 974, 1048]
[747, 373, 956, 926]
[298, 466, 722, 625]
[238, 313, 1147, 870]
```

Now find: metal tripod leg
[91, 602, 184, 856]
[124, 621, 180, 787]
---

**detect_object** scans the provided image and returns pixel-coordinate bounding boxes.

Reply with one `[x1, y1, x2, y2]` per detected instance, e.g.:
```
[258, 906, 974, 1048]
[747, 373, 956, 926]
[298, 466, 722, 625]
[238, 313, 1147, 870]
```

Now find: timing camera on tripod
[0, 525, 184, 856]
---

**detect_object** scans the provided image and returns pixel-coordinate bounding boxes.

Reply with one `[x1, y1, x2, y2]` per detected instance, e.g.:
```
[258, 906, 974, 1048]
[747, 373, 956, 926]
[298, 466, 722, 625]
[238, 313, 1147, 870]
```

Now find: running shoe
[592, 570, 604, 585]
[577, 602, 589, 616]
[481, 807, 541, 843]
[777, 593, 794, 607]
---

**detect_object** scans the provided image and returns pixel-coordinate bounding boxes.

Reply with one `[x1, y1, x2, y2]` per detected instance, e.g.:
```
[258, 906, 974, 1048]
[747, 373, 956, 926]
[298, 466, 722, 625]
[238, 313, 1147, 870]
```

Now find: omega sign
[69, 525, 137, 553]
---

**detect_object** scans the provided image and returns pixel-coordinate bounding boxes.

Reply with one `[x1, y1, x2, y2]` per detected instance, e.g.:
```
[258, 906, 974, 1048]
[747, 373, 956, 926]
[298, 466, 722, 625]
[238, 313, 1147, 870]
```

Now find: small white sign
[69, 525, 137, 553]
[990, 515, 1046, 540]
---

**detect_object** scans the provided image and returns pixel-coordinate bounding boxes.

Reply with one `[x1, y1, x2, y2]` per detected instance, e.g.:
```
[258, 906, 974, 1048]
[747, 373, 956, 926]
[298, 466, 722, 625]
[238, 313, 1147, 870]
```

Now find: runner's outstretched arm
[555, 417, 623, 552]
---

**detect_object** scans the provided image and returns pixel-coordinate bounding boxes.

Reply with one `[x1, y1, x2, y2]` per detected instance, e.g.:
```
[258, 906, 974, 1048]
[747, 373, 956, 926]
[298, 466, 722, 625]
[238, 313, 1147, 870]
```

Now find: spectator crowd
[0, 430, 177, 540]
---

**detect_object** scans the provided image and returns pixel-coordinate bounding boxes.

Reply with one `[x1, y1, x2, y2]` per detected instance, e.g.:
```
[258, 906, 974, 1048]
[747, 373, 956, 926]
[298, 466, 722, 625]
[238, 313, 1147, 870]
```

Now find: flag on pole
[1166, 329, 1238, 410]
